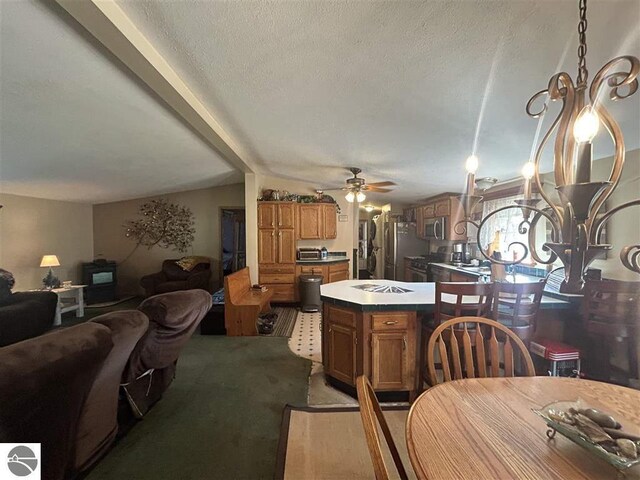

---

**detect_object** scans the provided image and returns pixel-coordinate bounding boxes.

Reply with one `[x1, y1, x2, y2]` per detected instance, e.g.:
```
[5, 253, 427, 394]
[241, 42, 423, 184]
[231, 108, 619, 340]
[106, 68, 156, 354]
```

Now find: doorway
[220, 208, 246, 286]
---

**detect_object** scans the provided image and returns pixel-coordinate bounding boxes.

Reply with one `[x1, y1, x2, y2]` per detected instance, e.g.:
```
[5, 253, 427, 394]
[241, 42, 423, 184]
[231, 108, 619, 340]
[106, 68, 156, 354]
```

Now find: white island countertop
[320, 279, 570, 312]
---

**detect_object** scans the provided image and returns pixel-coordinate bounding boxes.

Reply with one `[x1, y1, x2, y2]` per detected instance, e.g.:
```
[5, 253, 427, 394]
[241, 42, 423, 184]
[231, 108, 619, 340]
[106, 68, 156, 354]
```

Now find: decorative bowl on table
[533, 400, 640, 471]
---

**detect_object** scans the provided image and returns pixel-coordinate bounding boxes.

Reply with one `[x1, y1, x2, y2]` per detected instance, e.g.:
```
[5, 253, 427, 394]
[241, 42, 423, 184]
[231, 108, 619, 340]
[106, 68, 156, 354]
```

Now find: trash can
[299, 275, 323, 313]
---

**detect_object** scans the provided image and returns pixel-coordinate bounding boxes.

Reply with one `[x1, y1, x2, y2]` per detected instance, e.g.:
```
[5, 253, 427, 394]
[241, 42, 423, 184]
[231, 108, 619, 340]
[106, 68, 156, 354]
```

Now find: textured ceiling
[0, 0, 241, 204]
[119, 0, 640, 202]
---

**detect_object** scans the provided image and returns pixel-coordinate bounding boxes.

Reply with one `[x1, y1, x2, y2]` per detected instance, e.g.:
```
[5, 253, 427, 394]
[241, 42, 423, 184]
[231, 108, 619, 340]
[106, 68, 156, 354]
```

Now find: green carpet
[87, 335, 312, 480]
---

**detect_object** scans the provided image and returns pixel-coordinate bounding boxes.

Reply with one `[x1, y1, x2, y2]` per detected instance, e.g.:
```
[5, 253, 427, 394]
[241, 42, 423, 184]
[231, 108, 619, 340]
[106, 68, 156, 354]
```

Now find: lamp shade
[40, 255, 60, 268]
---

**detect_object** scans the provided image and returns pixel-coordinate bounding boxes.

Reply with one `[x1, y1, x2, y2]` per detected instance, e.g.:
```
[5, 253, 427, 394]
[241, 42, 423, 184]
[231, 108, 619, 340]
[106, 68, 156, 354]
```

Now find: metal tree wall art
[125, 199, 195, 253]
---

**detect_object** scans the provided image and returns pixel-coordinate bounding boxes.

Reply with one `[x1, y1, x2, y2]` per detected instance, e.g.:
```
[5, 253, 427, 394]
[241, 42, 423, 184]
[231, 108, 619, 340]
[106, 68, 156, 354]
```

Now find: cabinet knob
[271, 222, 274, 226]
[403, 337, 407, 350]
[384, 320, 398, 325]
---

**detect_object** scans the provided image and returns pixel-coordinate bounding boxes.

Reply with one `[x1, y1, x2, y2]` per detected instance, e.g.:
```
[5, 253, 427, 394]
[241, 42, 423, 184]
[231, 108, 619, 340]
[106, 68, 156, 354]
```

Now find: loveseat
[0, 291, 57, 347]
[140, 258, 211, 297]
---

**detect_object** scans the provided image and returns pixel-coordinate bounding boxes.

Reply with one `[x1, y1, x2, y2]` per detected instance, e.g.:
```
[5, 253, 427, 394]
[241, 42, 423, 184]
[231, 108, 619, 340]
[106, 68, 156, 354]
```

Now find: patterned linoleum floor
[288, 310, 322, 362]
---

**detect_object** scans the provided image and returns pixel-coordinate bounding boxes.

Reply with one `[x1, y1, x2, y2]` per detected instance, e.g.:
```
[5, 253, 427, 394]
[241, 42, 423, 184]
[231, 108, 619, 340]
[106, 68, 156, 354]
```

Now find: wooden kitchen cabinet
[298, 204, 338, 240]
[258, 202, 297, 301]
[258, 229, 277, 264]
[327, 322, 357, 385]
[258, 203, 276, 228]
[416, 206, 426, 239]
[298, 204, 323, 239]
[322, 303, 418, 398]
[371, 332, 408, 390]
[450, 271, 477, 282]
[295, 260, 350, 300]
[322, 204, 337, 239]
[327, 261, 349, 282]
[435, 198, 450, 216]
[423, 203, 435, 218]
[277, 229, 296, 264]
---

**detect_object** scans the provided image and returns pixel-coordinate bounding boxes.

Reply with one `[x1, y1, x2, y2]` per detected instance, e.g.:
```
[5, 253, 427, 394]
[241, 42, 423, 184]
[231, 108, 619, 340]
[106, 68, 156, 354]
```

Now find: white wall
[0, 193, 94, 290]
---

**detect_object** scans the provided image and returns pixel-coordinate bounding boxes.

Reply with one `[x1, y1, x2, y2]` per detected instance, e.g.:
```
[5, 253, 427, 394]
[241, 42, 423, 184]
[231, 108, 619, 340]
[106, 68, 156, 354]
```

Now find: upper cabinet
[258, 203, 276, 229]
[299, 204, 323, 239]
[415, 195, 468, 242]
[277, 203, 296, 229]
[298, 204, 338, 240]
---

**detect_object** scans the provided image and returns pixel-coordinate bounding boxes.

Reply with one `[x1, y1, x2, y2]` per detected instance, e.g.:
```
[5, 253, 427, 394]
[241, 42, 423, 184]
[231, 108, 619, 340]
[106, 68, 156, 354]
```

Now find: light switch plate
[338, 215, 348, 222]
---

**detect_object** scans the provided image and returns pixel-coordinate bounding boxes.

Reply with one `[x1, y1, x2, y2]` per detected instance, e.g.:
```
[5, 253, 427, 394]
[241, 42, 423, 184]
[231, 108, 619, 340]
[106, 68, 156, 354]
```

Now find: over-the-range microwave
[425, 217, 448, 240]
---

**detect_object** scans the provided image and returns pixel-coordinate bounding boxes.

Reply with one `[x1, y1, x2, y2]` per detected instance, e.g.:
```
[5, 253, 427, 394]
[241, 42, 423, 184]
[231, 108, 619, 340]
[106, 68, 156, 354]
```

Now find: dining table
[406, 377, 640, 479]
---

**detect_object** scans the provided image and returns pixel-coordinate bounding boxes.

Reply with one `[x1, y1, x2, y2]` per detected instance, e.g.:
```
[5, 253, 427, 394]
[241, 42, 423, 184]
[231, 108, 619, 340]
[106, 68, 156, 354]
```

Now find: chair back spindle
[427, 317, 535, 386]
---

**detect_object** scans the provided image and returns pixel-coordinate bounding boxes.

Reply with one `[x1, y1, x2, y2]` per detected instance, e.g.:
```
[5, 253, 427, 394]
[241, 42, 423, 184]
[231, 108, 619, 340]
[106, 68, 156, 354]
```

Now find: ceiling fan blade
[366, 186, 393, 193]
[367, 181, 397, 187]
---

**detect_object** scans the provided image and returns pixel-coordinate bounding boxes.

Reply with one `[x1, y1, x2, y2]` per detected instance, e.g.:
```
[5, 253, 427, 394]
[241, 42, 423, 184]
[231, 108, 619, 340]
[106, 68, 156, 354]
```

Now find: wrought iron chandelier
[456, 0, 639, 293]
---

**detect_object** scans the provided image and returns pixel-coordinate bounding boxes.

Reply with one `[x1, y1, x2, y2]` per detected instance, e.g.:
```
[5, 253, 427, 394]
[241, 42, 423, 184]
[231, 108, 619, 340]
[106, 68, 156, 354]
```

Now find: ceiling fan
[337, 167, 396, 203]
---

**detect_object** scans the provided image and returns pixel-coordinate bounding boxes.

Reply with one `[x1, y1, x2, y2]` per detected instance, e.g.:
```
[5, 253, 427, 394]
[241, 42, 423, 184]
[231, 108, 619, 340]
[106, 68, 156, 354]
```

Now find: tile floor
[288, 310, 322, 362]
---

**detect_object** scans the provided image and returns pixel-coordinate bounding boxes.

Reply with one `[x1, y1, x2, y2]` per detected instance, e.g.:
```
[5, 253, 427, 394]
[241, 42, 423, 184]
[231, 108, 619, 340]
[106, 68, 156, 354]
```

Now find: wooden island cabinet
[322, 303, 419, 399]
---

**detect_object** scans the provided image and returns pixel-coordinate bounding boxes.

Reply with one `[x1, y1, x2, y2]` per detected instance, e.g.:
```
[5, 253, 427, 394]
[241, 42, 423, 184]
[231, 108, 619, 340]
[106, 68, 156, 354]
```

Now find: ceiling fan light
[345, 191, 355, 203]
[364, 205, 374, 212]
[356, 191, 366, 203]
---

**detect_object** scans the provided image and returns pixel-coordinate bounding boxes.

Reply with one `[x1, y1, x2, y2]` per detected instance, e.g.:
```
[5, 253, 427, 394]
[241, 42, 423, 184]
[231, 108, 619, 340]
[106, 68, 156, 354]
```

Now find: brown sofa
[122, 289, 212, 417]
[0, 323, 113, 480]
[0, 291, 57, 347]
[140, 258, 211, 297]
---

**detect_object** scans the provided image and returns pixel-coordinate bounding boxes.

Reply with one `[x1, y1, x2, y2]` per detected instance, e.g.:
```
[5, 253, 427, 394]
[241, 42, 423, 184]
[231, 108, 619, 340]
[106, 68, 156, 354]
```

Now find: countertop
[296, 257, 349, 264]
[320, 279, 569, 312]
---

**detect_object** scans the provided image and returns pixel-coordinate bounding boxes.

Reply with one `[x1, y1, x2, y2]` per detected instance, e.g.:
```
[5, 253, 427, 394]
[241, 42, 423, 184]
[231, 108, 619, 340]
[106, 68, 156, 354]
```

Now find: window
[479, 194, 551, 264]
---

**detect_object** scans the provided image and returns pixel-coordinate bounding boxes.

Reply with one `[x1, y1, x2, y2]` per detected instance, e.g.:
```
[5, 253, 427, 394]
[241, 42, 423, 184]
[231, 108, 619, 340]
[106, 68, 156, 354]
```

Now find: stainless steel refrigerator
[384, 215, 426, 280]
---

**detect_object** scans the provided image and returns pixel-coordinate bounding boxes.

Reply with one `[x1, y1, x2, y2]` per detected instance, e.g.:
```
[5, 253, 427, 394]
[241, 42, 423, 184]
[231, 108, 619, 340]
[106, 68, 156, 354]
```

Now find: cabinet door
[371, 332, 408, 390]
[328, 267, 349, 283]
[327, 322, 356, 385]
[298, 205, 323, 239]
[277, 229, 296, 264]
[423, 204, 435, 218]
[278, 203, 296, 229]
[258, 203, 276, 229]
[435, 199, 450, 216]
[258, 229, 277, 264]
[416, 207, 424, 239]
[323, 204, 337, 239]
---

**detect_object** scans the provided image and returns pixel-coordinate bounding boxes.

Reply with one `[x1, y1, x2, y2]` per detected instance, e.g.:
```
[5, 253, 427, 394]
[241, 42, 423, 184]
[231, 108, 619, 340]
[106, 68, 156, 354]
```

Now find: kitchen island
[320, 279, 570, 399]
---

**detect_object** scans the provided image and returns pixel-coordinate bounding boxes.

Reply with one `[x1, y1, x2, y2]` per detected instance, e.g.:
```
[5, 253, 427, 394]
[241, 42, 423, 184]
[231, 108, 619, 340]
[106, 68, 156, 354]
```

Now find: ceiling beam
[54, 0, 255, 174]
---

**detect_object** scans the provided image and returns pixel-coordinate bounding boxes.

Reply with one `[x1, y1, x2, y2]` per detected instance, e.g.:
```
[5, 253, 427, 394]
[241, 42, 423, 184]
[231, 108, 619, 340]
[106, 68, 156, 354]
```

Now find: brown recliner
[139, 259, 211, 297]
[0, 323, 113, 480]
[72, 310, 149, 475]
[121, 289, 212, 417]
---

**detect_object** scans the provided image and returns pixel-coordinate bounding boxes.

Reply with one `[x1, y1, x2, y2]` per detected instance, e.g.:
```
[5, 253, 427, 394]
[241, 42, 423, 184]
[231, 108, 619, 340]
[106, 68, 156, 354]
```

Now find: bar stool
[491, 280, 545, 348]
[420, 282, 494, 389]
[582, 280, 640, 385]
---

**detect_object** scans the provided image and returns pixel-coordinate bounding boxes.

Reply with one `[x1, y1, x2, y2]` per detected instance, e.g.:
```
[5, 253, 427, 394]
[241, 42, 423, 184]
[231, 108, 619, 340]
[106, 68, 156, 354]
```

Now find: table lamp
[40, 254, 61, 289]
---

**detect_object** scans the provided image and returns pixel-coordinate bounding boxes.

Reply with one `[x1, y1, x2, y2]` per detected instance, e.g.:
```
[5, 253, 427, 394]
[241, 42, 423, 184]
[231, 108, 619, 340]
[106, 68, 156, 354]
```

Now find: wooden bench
[224, 268, 274, 336]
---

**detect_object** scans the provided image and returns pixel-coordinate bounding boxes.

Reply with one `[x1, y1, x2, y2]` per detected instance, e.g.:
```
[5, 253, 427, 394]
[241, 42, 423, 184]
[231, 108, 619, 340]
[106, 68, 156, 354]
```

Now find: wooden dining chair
[426, 317, 535, 386]
[421, 282, 494, 388]
[582, 280, 640, 384]
[356, 375, 409, 480]
[492, 280, 545, 347]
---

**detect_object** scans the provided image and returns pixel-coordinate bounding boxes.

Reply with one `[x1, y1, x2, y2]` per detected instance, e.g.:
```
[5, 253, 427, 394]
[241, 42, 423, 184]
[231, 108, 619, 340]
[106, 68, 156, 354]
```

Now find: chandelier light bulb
[521, 161, 536, 180]
[364, 205, 374, 212]
[573, 105, 600, 143]
[465, 155, 479, 174]
[345, 191, 355, 203]
[356, 191, 366, 203]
